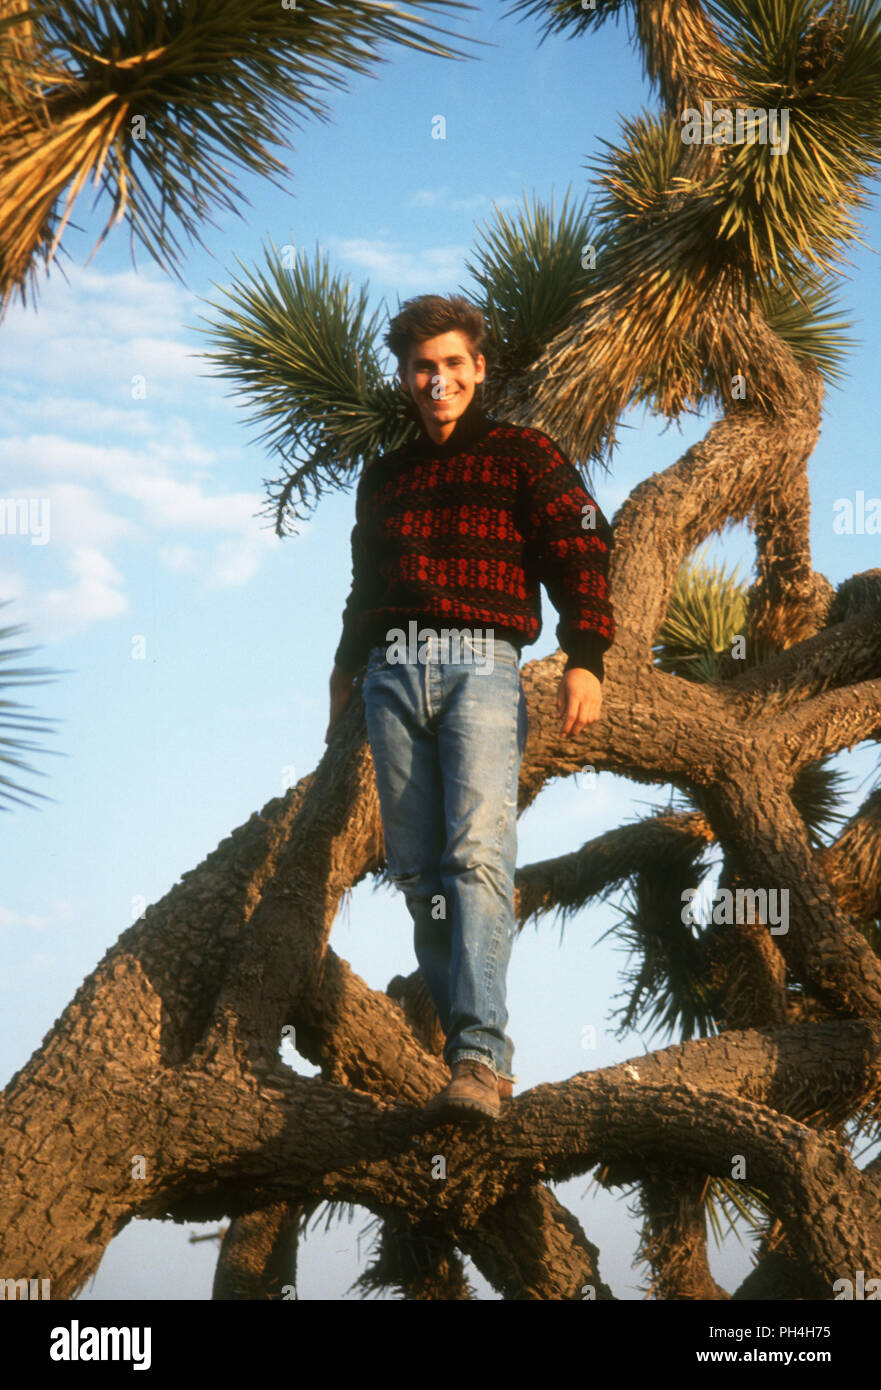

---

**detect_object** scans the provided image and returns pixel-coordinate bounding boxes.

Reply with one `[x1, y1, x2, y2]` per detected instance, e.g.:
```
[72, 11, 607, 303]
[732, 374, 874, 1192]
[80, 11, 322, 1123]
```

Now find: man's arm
[325, 663, 358, 742]
[326, 472, 371, 741]
[519, 435, 615, 736]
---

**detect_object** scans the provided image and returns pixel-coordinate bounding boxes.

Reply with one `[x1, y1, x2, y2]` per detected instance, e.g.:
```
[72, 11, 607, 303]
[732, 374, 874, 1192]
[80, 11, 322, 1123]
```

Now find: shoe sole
[426, 1094, 500, 1121]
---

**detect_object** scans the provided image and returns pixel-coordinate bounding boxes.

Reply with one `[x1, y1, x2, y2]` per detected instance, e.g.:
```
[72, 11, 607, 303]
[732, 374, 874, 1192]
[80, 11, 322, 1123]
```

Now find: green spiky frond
[503, 0, 630, 45]
[653, 548, 750, 677]
[700, 0, 881, 295]
[755, 274, 854, 384]
[704, 1174, 773, 1244]
[465, 187, 600, 387]
[592, 108, 686, 223]
[518, 1, 881, 299]
[603, 856, 719, 1039]
[592, 110, 856, 400]
[0, 0, 477, 314]
[196, 243, 417, 532]
[0, 602, 64, 812]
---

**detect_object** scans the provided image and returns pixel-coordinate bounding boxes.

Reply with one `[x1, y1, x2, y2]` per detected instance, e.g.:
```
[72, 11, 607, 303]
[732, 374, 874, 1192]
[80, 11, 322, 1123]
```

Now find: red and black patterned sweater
[333, 395, 615, 682]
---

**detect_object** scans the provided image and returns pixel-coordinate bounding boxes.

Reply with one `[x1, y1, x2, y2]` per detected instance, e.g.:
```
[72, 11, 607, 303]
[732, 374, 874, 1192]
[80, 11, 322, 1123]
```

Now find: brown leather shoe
[427, 1059, 502, 1120]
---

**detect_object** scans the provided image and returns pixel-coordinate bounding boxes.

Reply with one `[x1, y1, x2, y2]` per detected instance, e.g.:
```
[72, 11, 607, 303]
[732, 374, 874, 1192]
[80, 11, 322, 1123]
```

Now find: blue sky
[2, 1, 880, 1300]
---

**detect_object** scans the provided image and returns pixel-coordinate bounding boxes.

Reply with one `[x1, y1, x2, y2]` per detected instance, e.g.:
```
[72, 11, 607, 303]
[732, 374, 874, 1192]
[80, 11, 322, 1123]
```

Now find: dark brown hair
[385, 294, 487, 375]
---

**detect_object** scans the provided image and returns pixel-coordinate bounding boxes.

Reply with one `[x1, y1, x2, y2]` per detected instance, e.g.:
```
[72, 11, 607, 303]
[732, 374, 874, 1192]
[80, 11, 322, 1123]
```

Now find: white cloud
[29, 952, 59, 973]
[3, 254, 241, 418]
[0, 900, 75, 931]
[1, 394, 157, 439]
[114, 472, 262, 531]
[41, 547, 128, 633]
[208, 532, 272, 587]
[0, 433, 215, 485]
[333, 238, 470, 289]
[0, 568, 26, 603]
[411, 189, 518, 213]
[59, 266, 192, 336]
[0, 265, 308, 635]
[158, 524, 281, 588]
[33, 484, 135, 548]
[158, 544, 200, 573]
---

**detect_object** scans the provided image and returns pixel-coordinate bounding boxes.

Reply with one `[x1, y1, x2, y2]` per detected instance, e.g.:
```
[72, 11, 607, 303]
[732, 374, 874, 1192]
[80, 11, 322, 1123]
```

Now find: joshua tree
[2, 0, 881, 1300]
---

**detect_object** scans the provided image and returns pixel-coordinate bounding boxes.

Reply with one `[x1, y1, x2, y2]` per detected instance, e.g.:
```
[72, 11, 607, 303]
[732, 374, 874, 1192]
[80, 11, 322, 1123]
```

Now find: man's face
[398, 330, 486, 443]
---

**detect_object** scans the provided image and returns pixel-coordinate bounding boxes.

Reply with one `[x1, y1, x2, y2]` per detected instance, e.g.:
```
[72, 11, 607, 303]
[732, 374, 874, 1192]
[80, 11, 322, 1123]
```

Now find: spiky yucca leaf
[603, 863, 719, 1040]
[698, 0, 881, 294]
[503, 0, 629, 44]
[788, 758, 851, 847]
[653, 548, 749, 676]
[0, 602, 65, 812]
[464, 187, 600, 384]
[0, 0, 476, 314]
[196, 242, 416, 533]
[755, 273, 854, 384]
[704, 1174, 773, 1244]
[592, 110, 855, 391]
[521, 0, 881, 302]
[592, 108, 685, 222]
[306, 1200, 359, 1236]
[351, 1212, 474, 1300]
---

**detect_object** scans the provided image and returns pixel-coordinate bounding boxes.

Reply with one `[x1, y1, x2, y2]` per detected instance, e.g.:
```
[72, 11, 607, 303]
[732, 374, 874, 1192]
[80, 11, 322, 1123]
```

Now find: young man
[326, 294, 614, 1121]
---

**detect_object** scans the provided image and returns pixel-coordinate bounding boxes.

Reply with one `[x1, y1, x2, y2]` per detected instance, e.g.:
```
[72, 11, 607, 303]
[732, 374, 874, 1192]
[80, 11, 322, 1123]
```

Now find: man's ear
[398, 369, 410, 394]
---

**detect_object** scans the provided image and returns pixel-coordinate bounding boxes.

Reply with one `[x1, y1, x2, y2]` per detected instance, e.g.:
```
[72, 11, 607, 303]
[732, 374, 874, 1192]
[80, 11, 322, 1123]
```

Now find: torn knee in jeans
[391, 868, 445, 913]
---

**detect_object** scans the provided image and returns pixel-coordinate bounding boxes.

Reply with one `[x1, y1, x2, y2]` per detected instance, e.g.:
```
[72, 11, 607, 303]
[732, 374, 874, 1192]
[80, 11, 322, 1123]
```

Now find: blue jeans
[362, 634, 528, 1082]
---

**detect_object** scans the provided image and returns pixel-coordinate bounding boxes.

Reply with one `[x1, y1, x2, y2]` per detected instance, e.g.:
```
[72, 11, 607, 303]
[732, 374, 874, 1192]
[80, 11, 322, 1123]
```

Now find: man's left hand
[557, 668, 602, 737]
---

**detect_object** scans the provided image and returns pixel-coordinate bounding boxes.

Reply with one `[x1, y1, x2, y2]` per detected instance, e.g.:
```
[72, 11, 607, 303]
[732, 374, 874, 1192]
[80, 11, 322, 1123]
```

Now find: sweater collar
[406, 392, 494, 456]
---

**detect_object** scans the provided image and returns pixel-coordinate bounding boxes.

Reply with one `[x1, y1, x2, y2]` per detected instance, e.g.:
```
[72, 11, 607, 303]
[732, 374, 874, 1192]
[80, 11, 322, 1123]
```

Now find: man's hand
[326, 665, 357, 742]
[557, 667, 602, 737]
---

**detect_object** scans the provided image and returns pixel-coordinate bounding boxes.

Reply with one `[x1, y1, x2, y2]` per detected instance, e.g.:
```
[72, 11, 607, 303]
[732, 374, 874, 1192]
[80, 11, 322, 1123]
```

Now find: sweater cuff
[562, 631, 609, 683]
